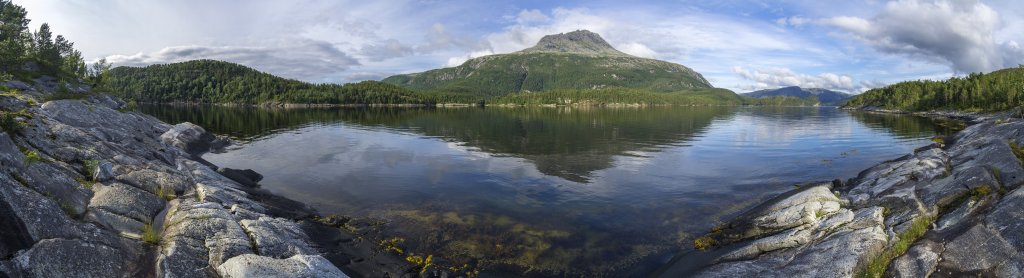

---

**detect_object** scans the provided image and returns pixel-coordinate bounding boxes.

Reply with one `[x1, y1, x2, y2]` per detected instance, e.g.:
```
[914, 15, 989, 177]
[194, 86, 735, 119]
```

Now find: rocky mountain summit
[519, 30, 628, 56]
[658, 114, 1024, 276]
[0, 81, 425, 277]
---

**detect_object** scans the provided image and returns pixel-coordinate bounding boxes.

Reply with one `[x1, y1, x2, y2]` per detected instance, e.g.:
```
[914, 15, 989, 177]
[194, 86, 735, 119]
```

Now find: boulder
[160, 122, 229, 156]
[216, 254, 348, 278]
[93, 160, 115, 182]
[239, 216, 316, 258]
[218, 168, 263, 187]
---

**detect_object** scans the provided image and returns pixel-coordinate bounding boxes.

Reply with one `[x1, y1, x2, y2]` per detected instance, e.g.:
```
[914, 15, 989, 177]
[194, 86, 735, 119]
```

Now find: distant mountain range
[743, 86, 854, 105]
[382, 30, 713, 96]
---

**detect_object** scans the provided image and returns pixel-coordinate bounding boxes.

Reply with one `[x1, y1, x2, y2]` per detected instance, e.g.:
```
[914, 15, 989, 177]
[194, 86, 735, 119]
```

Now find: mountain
[844, 66, 1024, 112]
[100, 60, 428, 104]
[743, 86, 853, 105]
[382, 30, 713, 96]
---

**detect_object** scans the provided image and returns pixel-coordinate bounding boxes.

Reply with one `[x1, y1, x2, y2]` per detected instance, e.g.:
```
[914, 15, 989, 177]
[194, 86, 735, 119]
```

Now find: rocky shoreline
[658, 110, 1024, 276]
[0, 84, 432, 277]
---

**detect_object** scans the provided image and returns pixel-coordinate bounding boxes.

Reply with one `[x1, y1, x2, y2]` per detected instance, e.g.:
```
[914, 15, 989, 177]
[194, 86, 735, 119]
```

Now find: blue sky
[14, 0, 1024, 93]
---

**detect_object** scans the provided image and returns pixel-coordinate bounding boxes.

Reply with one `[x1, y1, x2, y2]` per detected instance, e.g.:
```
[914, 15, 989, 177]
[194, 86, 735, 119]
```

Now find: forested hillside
[382, 30, 712, 96]
[843, 66, 1024, 112]
[100, 60, 431, 104]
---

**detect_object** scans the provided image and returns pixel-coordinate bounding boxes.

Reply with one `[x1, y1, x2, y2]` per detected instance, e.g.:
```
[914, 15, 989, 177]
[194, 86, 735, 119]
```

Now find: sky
[13, 0, 1024, 93]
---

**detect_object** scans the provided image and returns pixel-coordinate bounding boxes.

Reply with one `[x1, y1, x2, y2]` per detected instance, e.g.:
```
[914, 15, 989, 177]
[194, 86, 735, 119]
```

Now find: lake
[137, 105, 959, 277]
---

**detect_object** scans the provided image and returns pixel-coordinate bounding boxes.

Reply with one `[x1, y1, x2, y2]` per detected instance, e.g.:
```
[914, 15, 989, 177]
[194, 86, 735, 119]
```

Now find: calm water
[138, 105, 958, 276]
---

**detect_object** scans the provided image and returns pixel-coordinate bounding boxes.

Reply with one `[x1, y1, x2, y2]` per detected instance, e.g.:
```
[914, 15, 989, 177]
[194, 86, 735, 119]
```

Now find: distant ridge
[743, 86, 853, 105]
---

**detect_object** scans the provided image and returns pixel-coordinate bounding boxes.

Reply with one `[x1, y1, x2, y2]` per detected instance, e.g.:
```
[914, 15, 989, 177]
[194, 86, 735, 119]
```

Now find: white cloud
[775, 16, 811, 27]
[516, 9, 550, 24]
[823, 0, 1020, 73]
[732, 66, 883, 93]
[616, 42, 657, 58]
[103, 40, 359, 82]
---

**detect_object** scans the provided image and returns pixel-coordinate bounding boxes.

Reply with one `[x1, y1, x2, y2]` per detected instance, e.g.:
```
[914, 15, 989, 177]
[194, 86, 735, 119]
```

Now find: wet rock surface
[0, 88, 423, 277]
[661, 117, 1024, 277]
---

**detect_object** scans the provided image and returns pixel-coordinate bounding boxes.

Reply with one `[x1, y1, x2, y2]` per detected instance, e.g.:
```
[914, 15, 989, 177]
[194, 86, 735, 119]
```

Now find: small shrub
[0, 112, 22, 134]
[969, 185, 992, 201]
[21, 148, 42, 164]
[141, 222, 161, 245]
[82, 159, 100, 180]
[124, 100, 138, 111]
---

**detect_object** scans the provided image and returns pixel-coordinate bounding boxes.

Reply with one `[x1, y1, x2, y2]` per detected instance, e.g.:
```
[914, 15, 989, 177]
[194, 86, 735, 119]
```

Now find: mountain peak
[520, 30, 627, 55]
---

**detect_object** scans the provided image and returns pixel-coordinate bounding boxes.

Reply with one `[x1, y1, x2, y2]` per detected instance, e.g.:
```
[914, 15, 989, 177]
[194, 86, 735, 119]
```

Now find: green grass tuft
[157, 186, 176, 201]
[1010, 141, 1024, 167]
[859, 215, 934, 278]
[141, 222, 161, 245]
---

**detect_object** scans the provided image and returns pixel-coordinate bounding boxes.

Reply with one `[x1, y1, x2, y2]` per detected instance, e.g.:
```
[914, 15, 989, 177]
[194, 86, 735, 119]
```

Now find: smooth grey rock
[711, 184, 842, 244]
[157, 199, 255, 278]
[987, 187, 1024, 252]
[114, 165, 194, 195]
[11, 238, 130, 278]
[240, 216, 316, 258]
[87, 182, 164, 235]
[3, 80, 31, 91]
[216, 254, 348, 278]
[0, 172, 83, 241]
[888, 240, 943, 278]
[0, 174, 33, 259]
[0, 95, 28, 111]
[937, 224, 1020, 273]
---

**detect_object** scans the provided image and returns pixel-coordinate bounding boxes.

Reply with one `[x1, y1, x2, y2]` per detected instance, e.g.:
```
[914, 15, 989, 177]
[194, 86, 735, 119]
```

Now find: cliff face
[0, 81, 412, 277]
[659, 114, 1024, 277]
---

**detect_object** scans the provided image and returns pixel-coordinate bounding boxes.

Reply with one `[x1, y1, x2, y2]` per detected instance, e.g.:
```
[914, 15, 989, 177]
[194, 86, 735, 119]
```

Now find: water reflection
[136, 105, 958, 276]
[139, 105, 738, 182]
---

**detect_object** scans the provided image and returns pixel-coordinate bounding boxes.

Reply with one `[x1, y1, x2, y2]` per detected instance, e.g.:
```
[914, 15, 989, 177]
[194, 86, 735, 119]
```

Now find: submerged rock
[218, 168, 263, 187]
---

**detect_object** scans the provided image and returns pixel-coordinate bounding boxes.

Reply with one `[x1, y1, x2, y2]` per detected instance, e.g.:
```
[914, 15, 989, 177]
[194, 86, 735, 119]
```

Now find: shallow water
[139, 105, 958, 276]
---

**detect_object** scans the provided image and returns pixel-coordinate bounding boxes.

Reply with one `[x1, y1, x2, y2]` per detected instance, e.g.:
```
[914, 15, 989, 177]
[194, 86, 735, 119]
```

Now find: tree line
[844, 66, 1024, 112]
[0, 0, 89, 82]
